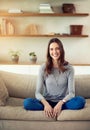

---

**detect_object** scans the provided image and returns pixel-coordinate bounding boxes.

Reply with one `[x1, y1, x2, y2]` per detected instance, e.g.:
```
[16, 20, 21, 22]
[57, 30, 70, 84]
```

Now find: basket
[62, 4, 75, 13]
[70, 25, 83, 35]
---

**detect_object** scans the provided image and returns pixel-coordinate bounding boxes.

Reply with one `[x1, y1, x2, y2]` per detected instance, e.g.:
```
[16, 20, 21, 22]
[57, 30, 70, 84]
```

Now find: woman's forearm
[41, 98, 50, 106]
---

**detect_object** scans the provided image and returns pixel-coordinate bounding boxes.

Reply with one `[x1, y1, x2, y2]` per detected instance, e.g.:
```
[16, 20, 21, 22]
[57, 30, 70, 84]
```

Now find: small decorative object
[39, 3, 53, 13]
[28, 24, 38, 35]
[9, 49, 21, 63]
[8, 9, 23, 13]
[62, 3, 75, 13]
[70, 25, 83, 35]
[25, 24, 39, 35]
[29, 52, 37, 63]
[51, 6, 61, 13]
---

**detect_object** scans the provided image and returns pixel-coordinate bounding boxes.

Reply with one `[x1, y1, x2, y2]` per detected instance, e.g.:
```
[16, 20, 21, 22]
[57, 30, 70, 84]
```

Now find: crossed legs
[23, 96, 86, 111]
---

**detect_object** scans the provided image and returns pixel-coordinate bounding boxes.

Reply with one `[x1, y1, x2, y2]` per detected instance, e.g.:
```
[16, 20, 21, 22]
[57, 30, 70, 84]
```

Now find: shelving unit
[0, 12, 89, 38]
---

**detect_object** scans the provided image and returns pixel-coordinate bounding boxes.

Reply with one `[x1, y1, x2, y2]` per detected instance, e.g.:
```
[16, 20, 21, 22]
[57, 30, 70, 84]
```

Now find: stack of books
[8, 9, 23, 13]
[1, 18, 15, 35]
[39, 3, 53, 13]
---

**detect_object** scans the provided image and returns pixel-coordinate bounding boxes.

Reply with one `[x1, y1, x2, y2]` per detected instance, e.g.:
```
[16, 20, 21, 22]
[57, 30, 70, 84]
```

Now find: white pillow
[0, 77, 9, 106]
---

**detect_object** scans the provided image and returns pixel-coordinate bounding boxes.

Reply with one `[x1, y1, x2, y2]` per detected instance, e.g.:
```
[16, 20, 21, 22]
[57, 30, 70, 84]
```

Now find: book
[39, 3, 53, 13]
[1, 19, 15, 35]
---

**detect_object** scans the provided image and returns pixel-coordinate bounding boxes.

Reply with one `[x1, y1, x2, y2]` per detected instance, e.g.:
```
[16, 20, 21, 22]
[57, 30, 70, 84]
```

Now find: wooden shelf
[0, 12, 89, 17]
[0, 61, 41, 65]
[0, 12, 88, 38]
[0, 34, 88, 37]
[0, 61, 90, 66]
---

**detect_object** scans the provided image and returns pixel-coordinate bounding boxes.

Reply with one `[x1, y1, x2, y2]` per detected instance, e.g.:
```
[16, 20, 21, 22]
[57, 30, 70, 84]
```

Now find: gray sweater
[35, 63, 75, 102]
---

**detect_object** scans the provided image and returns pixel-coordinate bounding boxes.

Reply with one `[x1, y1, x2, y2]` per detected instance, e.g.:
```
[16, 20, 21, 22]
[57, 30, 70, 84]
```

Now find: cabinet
[0, 12, 89, 38]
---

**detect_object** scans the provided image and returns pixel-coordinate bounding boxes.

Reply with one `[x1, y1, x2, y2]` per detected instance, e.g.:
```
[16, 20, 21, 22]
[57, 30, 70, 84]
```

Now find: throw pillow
[0, 76, 9, 106]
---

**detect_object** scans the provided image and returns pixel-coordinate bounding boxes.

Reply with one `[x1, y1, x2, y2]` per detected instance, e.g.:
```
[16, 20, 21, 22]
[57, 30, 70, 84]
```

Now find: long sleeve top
[35, 63, 75, 102]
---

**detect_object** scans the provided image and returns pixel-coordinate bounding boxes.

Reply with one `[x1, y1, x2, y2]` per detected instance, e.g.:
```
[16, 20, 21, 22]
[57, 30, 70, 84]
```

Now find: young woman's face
[49, 42, 60, 61]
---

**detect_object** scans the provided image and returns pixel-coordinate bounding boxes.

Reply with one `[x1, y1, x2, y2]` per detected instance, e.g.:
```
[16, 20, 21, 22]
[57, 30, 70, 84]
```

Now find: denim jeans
[23, 96, 86, 111]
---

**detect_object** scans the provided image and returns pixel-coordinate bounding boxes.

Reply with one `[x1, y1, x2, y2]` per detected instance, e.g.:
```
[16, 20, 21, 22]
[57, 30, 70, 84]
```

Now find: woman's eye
[50, 48, 53, 51]
[56, 47, 59, 50]
[50, 47, 59, 51]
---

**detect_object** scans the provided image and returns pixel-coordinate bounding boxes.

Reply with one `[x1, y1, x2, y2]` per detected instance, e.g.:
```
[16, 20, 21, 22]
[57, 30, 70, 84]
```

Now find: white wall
[0, 65, 90, 75]
[0, 0, 90, 65]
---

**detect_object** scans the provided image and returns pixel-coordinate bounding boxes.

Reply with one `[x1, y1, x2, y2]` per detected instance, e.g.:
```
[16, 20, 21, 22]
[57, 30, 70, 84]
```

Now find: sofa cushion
[0, 106, 55, 121]
[0, 97, 56, 121]
[0, 77, 9, 106]
[75, 75, 90, 98]
[57, 101, 90, 121]
[0, 71, 37, 98]
[86, 99, 90, 104]
[6, 97, 23, 106]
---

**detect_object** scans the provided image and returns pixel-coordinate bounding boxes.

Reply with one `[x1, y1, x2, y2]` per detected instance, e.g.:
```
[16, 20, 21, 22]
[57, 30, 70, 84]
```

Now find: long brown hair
[45, 38, 68, 75]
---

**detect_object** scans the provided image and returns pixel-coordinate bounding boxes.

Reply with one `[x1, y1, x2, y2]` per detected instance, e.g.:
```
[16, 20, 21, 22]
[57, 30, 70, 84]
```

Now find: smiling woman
[23, 38, 86, 118]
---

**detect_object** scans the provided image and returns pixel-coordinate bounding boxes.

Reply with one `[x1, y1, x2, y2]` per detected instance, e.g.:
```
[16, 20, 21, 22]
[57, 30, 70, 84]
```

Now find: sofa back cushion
[0, 77, 9, 105]
[0, 71, 37, 98]
[75, 75, 90, 98]
[0, 71, 90, 99]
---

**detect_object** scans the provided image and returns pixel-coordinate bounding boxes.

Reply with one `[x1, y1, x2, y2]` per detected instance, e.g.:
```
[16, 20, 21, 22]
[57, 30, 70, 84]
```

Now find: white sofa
[0, 70, 90, 130]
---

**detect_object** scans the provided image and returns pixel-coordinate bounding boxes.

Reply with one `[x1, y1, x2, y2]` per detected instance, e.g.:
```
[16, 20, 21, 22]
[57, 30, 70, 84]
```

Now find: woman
[23, 38, 86, 118]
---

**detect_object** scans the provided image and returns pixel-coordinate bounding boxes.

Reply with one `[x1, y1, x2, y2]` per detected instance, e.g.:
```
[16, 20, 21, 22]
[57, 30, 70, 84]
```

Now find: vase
[11, 55, 19, 63]
[29, 56, 37, 63]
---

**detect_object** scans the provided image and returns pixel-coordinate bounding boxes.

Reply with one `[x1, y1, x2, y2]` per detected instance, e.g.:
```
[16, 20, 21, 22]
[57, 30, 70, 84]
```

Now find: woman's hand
[41, 99, 53, 118]
[44, 104, 53, 118]
[53, 101, 63, 117]
[41, 99, 64, 118]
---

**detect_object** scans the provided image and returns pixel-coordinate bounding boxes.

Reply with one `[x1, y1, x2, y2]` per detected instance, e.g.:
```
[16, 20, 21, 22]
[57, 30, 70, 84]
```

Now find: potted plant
[29, 52, 37, 63]
[9, 49, 21, 63]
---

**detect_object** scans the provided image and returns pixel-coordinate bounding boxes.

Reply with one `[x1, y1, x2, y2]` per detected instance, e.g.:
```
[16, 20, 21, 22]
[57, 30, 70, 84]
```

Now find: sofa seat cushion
[57, 102, 90, 121]
[0, 106, 55, 121]
[86, 99, 90, 104]
[0, 97, 55, 121]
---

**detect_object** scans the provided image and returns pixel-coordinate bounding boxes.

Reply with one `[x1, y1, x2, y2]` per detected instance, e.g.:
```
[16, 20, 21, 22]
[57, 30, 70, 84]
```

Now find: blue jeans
[23, 96, 86, 111]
